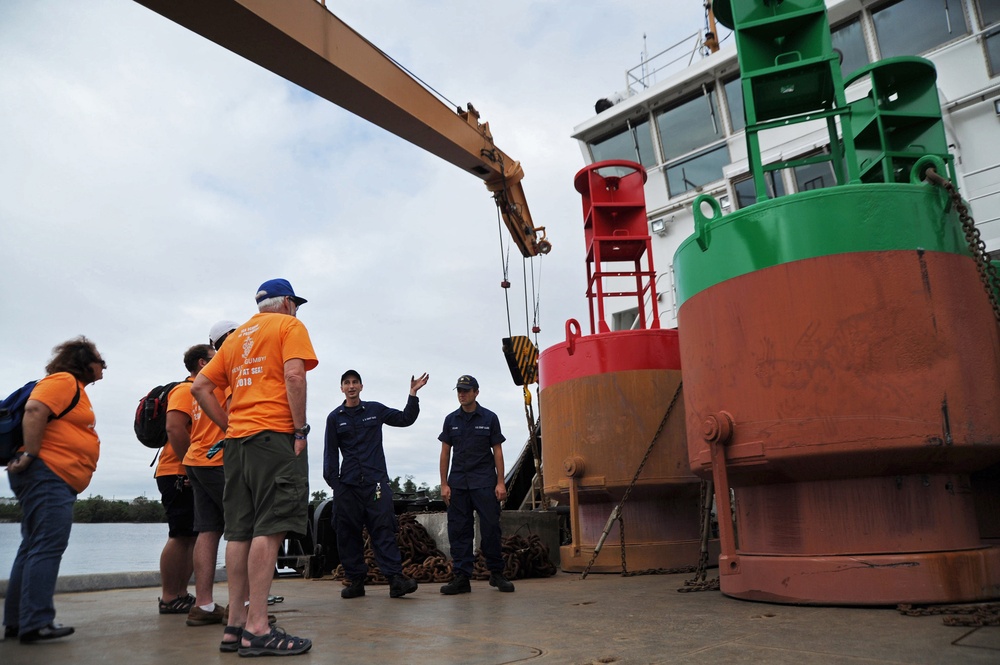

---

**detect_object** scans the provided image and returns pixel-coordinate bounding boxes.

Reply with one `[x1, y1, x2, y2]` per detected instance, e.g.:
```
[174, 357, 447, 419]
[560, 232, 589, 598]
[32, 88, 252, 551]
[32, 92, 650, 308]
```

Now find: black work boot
[341, 578, 366, 599]
[489, 571, 515, 592]
[389, 575, 418, 598]
[439, 573, 471, 595]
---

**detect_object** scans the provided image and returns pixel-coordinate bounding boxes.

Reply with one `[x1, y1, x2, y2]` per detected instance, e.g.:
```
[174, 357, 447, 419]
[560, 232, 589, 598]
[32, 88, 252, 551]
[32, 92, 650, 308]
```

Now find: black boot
[341, 578, 366, 599]
[489, 571, 515, 592]
[389, 575, 418, 598]
[440, 573, 471, 595]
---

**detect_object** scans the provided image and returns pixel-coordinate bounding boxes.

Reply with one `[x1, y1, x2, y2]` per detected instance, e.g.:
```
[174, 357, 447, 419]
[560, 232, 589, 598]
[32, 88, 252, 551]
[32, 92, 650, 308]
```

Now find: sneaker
[388, 575, 418, 598]
[341, 578, 366, 599]
[158, 592, 195, 614]
[489, 571, 515, 593]
[19, 623, 74, 643]
[4, 625, 18, 639]
[186, 602, 225, 626]
[440, 573, 471, 595]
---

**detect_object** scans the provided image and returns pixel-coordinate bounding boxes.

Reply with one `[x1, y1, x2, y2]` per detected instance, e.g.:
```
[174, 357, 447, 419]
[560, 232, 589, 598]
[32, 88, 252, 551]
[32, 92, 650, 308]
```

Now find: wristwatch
[294, 423, 310, 438]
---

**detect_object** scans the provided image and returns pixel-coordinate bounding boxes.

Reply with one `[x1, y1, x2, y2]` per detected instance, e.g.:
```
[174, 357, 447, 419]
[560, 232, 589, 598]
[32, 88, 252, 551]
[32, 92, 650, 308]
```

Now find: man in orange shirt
[178, 322, 236, 627]
[156, 345, 212, 615]
[193, 279, 317, 657]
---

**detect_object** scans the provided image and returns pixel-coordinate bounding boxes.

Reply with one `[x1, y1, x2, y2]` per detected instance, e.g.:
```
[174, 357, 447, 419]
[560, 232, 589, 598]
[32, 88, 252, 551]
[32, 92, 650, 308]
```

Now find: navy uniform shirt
[323, 395, 419, 489]
[439, 404, 506, 490]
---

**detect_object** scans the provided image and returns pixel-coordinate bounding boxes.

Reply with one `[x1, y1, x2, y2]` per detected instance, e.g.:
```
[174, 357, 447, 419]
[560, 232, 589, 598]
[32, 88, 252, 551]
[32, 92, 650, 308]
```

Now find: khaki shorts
[222, 431, 309, 541]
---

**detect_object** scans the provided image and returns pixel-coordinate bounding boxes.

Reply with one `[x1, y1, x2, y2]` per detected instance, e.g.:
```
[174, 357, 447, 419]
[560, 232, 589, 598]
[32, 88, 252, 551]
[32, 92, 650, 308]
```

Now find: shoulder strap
[49, 381, 81, 421]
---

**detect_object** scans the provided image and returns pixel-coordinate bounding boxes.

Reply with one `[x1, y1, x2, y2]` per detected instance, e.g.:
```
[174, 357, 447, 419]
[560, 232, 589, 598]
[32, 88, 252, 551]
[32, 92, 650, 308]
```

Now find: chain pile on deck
[333, 513, 557, 584]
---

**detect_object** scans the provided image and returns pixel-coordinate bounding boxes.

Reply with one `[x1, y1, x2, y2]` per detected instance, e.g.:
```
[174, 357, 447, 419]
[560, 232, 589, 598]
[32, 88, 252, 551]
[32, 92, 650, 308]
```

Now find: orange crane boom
[132, 0, 549, 257]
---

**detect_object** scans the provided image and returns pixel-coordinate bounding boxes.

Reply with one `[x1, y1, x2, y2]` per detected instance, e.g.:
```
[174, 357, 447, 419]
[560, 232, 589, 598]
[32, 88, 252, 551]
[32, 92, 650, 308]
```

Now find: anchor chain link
[897, 602, 1000, 627]
[925, 167, 1000, 324]
[332, 513, 557, 584]
[678, 480, 720, 593]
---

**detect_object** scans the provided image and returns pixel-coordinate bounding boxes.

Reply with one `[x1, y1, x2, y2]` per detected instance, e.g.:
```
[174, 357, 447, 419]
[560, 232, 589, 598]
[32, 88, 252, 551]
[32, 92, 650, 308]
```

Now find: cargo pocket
[272, 475, 306, 521]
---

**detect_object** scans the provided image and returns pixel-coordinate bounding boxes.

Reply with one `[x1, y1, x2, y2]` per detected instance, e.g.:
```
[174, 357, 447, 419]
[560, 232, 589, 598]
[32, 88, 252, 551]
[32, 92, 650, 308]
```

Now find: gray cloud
[0, 0, 699, 500]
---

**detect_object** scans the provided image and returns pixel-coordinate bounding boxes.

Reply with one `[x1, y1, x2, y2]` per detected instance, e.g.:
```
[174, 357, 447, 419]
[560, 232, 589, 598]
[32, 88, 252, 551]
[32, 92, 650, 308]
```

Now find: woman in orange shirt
[3, 337, 105, 644]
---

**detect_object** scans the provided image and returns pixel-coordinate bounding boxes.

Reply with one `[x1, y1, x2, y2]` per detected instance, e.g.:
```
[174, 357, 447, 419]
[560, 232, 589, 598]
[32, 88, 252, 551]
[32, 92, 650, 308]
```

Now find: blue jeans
[4, 458, 77, 633]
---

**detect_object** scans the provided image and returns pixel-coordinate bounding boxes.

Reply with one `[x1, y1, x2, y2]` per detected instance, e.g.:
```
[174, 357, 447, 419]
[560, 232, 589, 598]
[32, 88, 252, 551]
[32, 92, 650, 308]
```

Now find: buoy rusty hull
[540, 328, 718, 573]
[679, 249, 1000, 604]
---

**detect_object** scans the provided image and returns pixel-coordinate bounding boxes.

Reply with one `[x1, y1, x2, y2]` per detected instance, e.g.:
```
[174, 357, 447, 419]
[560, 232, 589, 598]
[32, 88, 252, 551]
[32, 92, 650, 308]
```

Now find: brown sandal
[158, 593, 195, 614]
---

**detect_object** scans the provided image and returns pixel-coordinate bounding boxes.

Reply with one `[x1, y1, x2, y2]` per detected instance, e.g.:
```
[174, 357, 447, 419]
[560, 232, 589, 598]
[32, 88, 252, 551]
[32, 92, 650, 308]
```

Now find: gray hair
[257, 296, 286, 313]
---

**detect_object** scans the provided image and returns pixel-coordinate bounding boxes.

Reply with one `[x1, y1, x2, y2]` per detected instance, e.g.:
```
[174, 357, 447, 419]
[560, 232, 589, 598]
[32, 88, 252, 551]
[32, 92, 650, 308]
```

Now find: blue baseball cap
[255, 278, 307, 306]
[455, 375, 479, 390]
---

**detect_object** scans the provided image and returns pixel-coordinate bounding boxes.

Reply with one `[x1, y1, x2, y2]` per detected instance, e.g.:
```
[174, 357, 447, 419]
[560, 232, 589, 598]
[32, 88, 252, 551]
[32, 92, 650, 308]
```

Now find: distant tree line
[0, 495, 165, 523]
[0, 477, 439, 523]
[308, 475, 441, 506]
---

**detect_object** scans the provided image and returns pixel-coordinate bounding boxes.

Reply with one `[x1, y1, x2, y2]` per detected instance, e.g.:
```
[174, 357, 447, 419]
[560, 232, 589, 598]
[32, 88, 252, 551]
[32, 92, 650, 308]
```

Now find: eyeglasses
[93, 359, 107, 369]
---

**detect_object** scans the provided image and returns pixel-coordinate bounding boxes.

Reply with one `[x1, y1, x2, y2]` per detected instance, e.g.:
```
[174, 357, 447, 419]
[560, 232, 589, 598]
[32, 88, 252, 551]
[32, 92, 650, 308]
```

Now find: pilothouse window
[589, 117, 657, 168]
[977, 0, 1000, 27]
[872, 0, 970, 59]
[831, 18, 869, 79]
[656, 87, 730, 196]
[723, 76, 745, 133]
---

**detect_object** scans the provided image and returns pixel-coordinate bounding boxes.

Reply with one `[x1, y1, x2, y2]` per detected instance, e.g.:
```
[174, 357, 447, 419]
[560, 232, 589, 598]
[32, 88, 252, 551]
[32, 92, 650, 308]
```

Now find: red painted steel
[539, 322, 681, 388]
[573, 161, 659, 334]
[540, 328, 714, 573]
[679, 249, 1000, 603]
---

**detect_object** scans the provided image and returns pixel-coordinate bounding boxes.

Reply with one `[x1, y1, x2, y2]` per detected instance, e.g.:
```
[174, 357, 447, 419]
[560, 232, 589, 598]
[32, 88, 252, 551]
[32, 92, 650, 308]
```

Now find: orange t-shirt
[30, 372, 100, 493]
[183, 383, 228, 467]
[200, 312, 318, 439]
[156, 379, 193, 478]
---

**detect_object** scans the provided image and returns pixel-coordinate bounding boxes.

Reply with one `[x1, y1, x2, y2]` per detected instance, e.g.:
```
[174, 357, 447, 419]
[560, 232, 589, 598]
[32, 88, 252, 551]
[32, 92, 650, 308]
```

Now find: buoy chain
[925, 167, 1000, 324]
[333, 516, 557, 585]
[897, 602, 1000, 626]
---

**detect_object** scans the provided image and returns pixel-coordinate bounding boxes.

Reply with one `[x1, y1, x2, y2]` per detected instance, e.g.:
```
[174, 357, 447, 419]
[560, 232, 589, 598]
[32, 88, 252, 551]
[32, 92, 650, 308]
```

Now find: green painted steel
[673, 180, 969, 305]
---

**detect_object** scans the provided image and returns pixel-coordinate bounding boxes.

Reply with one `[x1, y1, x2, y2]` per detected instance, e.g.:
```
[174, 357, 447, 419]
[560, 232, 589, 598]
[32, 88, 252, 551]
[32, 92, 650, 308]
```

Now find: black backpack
[0, 379, 81, 464]
[133, 379, 191, 449]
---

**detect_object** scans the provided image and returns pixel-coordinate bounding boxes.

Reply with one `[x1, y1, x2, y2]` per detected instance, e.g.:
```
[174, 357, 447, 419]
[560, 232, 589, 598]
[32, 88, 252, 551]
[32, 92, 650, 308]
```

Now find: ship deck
[1, 571, 998, 664]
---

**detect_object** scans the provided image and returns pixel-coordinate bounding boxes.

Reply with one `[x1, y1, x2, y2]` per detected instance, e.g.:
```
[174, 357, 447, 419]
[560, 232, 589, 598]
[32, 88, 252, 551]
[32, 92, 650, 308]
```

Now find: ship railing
[626, 31, 704, 97]
[965, 161, 1000, 228]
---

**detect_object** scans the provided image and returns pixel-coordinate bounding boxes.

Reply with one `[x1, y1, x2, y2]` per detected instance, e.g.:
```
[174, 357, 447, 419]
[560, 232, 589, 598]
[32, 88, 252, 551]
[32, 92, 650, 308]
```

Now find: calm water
[0, 522, 226, 579]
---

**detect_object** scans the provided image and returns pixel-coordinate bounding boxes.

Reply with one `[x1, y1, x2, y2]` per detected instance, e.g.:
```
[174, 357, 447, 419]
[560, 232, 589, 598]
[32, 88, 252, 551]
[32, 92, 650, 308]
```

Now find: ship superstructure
[572, 0, 1000, 330]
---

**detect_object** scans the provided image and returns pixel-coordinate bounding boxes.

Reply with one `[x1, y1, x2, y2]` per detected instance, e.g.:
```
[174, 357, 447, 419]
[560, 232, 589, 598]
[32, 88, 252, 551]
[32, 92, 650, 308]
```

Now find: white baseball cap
[209, 320, 239, 348]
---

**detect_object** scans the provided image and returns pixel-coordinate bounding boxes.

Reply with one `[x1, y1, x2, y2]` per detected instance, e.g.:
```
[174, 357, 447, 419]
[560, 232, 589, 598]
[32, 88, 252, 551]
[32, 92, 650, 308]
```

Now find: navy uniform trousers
[447, 486, 504, 578]
[334, 483, 403, 581]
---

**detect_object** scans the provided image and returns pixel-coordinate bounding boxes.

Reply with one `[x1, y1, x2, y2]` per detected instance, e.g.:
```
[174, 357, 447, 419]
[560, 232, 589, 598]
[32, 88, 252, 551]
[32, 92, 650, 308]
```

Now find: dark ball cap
[341, 369, 362, 384]
[455, 375, 478, 390]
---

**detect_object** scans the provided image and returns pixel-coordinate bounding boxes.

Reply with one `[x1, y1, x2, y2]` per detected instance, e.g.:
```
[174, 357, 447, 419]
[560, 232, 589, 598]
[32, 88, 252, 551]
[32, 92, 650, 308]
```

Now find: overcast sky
[0, 0, 705, 501]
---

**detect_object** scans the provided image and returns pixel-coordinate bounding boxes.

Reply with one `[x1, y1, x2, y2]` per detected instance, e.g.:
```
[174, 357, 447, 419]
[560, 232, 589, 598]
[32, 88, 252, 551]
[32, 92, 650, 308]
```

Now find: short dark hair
[45, 336, 102, 383]
[341, 369, 362, 384]
[183, 344, 214, 373]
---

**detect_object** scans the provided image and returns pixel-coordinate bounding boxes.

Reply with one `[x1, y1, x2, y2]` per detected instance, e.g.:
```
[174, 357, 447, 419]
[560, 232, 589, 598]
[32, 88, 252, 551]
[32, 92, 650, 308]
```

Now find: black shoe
[4, 625, 18, 639]
[389, 575, 418, 598]
[489, 571, 515, 593]
[440, 573, 471, 595]
[19, 623, 75, 643]
[341, 579, 365, 599]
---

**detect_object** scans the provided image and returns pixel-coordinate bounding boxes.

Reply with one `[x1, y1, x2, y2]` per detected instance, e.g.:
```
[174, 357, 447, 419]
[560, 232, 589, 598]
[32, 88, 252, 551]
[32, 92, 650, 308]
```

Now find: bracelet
[21, 452, 35, 460]
[294, 434, 307, 440]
